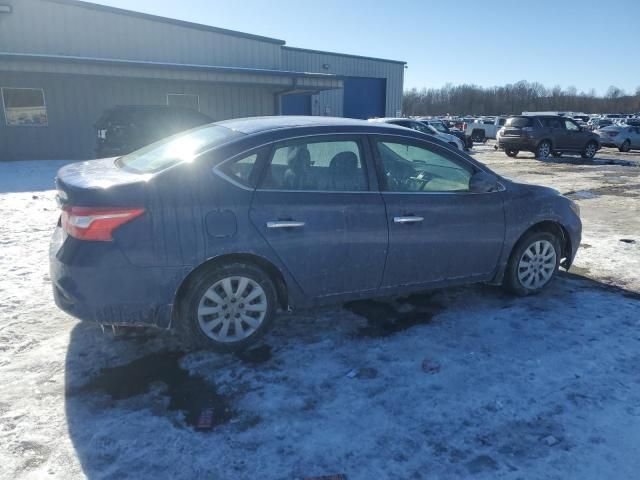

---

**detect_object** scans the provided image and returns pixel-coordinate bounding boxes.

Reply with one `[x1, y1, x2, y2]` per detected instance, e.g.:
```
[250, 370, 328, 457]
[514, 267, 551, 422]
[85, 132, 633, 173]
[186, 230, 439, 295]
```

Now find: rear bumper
[497, 137, 537, 151]
[49, 228, 187, 328]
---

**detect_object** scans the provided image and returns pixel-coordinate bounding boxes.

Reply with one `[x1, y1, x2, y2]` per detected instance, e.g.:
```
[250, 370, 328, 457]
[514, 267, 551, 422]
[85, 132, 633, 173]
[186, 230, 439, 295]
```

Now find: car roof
[217, 116, 391, 134]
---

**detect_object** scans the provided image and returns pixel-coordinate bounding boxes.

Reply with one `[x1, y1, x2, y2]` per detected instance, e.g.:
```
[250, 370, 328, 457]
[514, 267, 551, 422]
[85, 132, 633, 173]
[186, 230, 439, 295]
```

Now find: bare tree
[403, 81, 639, 116]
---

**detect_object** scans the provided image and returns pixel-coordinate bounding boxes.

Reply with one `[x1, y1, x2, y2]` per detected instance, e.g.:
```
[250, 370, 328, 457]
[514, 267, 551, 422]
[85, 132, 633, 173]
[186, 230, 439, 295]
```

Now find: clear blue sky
[92, 0, 639, 96]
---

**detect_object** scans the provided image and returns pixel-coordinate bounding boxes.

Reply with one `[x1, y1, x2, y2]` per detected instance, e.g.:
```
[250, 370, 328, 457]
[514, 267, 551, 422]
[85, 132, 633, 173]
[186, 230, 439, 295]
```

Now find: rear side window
[539, 117, 563, 129]
[505, 117, 533, 128]
[218, 152, 261, 187]
[260, 139, 368, 191]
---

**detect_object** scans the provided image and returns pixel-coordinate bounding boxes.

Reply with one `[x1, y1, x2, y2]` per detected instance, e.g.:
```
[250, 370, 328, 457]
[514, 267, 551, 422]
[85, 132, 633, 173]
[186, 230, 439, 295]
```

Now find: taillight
[462, 122, 467, 131]
[61, 206, 145, 241]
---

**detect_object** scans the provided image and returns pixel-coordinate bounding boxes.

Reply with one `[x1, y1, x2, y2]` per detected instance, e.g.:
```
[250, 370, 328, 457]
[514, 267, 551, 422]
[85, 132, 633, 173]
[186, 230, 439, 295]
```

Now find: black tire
[466, 138, 474, 149]
[471, 130, 485, 143]
[581, 141, 598, 159]
[619, 140, 631, 152]
[552, 151, 563, 158]
[536, 140, 552, 159]
[503, 231, 561, 296]
[176, 262, 277, 352]
[505, 149, 519, 158]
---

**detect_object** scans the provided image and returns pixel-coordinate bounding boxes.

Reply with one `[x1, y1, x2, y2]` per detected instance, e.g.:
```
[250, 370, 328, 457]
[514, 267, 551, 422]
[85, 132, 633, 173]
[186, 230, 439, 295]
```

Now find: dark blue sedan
[50, 116, 582, 351]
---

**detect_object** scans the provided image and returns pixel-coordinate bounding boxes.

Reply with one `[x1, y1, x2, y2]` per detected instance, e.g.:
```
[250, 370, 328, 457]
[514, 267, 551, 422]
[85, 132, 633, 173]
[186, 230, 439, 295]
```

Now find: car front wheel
[503, 231, 561, 296]
[582, 141, 597, 159]
[177, 262, 277, 351]
[619, 140, 631, 152]
[536, 141, 551, 159]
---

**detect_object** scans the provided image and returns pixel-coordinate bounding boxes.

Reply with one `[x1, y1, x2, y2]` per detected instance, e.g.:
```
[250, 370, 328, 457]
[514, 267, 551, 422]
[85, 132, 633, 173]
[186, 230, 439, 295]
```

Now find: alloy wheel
[538, 142, 551, 158]
[584, 143, 597, 158]
[517, 240, 557, 289]
[197, 276, 268, 343]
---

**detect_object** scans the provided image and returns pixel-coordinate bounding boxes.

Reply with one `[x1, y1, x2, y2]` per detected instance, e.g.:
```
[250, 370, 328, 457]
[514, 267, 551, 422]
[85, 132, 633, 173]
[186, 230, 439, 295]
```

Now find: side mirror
[469, 170, 502, 193]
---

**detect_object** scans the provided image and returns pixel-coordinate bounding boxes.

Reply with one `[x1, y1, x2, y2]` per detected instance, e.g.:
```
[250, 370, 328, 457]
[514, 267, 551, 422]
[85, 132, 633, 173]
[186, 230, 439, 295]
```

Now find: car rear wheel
[505, 149, 519, 157]
[177, 263, 277, 351]
[503, 231, 561, 296]
[582, 141, 597, 159]
[619, 140, 631, 152]
[536, 141, 551, 159]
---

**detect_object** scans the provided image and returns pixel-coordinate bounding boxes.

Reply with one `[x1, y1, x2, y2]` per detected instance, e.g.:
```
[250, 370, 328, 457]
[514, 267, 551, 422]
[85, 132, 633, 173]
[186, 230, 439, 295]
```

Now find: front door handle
[266, 221, 305, 229]
[393, 216, 424, 224]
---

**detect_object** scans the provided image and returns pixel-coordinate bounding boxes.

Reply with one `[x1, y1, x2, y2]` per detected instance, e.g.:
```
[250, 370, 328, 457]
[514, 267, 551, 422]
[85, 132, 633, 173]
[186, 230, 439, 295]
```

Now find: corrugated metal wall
[282, 48, 404, 118]
[0, 0, 283, 69]
[0, 72, 277, 160]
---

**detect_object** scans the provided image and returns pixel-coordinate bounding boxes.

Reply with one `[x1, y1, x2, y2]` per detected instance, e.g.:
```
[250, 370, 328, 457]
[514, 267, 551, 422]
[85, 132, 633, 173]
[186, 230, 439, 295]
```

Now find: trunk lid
[56, 158, 149, 207]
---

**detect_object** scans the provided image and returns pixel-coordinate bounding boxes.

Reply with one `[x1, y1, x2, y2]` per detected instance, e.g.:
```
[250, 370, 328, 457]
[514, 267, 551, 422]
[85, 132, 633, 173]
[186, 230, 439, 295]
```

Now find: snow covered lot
[1, 147, 639, 480]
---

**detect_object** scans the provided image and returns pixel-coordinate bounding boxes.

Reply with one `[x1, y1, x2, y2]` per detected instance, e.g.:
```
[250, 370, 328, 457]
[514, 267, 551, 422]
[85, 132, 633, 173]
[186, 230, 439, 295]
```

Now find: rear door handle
[393, 216, 424, 224]
[266, 221, 305, 229]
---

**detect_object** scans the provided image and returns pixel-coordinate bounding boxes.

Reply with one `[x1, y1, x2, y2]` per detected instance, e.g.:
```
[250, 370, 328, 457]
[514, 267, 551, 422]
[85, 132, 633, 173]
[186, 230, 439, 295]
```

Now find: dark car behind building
[95, 105, 213, 158]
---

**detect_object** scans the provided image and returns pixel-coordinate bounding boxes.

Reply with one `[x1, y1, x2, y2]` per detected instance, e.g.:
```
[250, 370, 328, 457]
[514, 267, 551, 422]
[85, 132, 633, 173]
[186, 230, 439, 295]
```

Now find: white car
[596, 125, 640, 152]
[368, 118, 464, 150]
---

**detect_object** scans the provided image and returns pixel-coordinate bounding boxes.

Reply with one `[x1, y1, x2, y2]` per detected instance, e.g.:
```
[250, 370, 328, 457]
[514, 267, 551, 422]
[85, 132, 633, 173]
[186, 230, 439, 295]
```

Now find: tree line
[402, 81, 640, 117]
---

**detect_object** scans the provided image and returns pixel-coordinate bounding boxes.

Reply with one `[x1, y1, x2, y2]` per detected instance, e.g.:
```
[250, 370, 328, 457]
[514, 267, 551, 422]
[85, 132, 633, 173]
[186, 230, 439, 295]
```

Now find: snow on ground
[0, 152, 639, 480]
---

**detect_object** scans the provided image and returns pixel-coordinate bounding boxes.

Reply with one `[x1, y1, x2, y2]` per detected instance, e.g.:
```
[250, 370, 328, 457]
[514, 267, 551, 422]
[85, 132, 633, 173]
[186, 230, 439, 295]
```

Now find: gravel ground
[0, 147, 639, 480]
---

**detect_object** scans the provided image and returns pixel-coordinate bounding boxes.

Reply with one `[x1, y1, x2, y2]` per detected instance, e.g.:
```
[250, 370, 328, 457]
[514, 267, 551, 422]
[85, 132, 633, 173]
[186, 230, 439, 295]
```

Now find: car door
[372, 135, 506, 288]
[249, 135, 388, 299]
[631, 127, 640, 148]
[563, 119, 585, 151]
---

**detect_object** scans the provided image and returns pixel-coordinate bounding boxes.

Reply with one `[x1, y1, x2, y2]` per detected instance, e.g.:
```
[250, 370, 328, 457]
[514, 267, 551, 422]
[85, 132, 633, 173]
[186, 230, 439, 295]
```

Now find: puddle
[235, 344, 272, 365]
[564, 184, 640, 200]
[81, 351, 233, 429]
[345, 293, 444, 338]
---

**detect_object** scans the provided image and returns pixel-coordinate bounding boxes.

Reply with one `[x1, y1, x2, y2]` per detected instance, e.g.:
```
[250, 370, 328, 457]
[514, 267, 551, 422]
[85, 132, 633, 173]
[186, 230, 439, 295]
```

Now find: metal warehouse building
[0, 0, 405, 160]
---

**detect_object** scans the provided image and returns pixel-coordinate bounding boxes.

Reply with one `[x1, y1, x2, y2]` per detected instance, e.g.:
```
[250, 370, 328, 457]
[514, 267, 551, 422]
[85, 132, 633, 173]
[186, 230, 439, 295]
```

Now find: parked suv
[497, 115, 600, 159]
[95, 105, 213, 158]
[51, 117, 581, 351]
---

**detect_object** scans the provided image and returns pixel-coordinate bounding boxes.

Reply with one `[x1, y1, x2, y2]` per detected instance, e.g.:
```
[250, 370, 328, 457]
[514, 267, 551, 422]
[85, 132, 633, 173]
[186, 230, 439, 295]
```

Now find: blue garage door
[281, 94, 312, 115]
[343, 77, 386, 119]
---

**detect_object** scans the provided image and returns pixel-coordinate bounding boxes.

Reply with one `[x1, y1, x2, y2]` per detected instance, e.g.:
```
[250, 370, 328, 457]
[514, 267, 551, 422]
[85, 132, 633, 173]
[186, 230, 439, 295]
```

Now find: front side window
[2, 88, 48, 126]
[260, 139, 367, 191]
[564, 119, 580, 131]
[376, 140, 473, 193]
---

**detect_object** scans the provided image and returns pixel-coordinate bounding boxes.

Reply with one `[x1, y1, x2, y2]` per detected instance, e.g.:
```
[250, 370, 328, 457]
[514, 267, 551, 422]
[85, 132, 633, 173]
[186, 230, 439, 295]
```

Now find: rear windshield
[505, 117, 533, 128]
[116, 124, 240, 173]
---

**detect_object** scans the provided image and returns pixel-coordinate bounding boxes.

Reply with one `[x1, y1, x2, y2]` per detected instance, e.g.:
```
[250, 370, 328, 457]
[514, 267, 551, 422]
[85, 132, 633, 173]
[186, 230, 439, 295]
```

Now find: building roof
[43, 0, 405, 65]
[282, 46, 407, 65]
[44, 0, 286, 45]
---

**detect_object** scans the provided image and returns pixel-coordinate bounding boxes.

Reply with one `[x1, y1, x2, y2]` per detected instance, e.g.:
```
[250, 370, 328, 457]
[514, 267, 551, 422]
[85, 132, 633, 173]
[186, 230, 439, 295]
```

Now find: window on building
[167, 93, 200, 111]
[2, 88, 48, 126]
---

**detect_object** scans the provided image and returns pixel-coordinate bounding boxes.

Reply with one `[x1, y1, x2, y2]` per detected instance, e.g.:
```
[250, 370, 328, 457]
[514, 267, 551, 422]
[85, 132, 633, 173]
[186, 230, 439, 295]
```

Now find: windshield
[429, 122, 448, 133]
[505, 117, 533, 128]
[116, 124, 240, 173]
